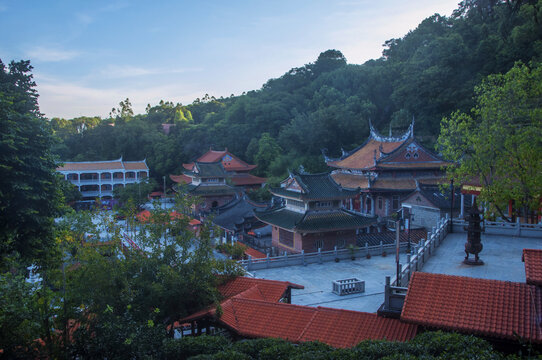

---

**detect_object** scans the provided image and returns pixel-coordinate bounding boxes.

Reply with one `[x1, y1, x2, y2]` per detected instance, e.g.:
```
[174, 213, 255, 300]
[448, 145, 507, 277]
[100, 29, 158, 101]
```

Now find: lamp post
[163, 176, 166, 209]
[450, 179, 454, 233]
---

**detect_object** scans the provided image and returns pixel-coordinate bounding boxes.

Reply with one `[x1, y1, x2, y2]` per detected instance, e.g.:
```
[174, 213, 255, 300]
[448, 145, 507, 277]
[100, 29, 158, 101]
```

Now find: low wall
[452, 218, 542, 238]
[239, 241, 408, 271]
[390, 217, 450, 287]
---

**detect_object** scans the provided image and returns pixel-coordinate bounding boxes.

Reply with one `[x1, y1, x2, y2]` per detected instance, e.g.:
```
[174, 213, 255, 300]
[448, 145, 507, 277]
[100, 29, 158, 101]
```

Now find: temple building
[56, 158, 149, 200]
[255, 170, 376, 254]
[172, 148, 265, 191]
[324, 121, 449, 219]
[172, 161, 240, 214]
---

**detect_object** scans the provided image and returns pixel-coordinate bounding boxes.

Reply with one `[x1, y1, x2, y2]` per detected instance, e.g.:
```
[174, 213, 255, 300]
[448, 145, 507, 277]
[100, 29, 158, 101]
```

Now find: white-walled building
[56, 158, 149, 200]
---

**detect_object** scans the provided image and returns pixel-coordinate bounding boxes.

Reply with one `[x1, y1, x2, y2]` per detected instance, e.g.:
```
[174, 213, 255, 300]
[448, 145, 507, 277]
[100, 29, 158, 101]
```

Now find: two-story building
[56, 158, 149, 200]
[255, 170, 376, 253]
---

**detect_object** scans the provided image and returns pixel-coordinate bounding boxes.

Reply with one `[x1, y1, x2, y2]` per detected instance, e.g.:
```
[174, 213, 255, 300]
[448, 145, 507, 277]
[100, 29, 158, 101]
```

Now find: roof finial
[411, 116, 415, 138]
[298, 164, 306, 174]
[373, 149, 377, 166]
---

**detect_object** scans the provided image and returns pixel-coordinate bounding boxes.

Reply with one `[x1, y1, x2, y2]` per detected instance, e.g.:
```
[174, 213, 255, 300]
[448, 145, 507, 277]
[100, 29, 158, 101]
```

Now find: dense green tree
[438, 61, 542, 219]
[0, 59, 62, 269]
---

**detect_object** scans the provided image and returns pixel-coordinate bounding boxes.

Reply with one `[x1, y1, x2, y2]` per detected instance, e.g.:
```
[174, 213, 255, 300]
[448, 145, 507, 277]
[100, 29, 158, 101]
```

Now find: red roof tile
[331, 140, 404, 170]
[231, 173, 266, 186]
[181, 277, 303, 323]
[523, 249, 542, 286]
[217, 276, 303, 301]
[299, 306, 418, 347]
[218, 299, 417, 347]
[197, 149, 257, 172]
[401, 272, 542, 343]
[170, 174, 192, 184]
[244, 246, 267, 259]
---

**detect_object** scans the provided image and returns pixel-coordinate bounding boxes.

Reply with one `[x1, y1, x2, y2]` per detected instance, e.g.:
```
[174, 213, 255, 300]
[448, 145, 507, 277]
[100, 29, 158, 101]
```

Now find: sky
[1, 0, 461, 119]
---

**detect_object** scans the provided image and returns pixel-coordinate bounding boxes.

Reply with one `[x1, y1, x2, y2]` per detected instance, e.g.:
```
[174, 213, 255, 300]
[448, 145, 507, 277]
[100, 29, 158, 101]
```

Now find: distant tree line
[50, 0, 542, 188]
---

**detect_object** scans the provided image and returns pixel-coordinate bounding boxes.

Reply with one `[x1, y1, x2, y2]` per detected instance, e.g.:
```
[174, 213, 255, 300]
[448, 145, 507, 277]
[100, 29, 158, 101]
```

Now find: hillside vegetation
[51, 0, 542, 185]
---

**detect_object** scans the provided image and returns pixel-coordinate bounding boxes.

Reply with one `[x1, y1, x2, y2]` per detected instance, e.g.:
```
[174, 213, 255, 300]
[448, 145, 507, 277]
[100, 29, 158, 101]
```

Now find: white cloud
[97, 65, 203, 79]
[34, 74, 203, 119]
[25, 46, 80, 62]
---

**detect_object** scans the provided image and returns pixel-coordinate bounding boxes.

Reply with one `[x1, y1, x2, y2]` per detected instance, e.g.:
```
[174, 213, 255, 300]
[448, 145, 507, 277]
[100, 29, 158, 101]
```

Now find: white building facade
[56, 158, 149, 199]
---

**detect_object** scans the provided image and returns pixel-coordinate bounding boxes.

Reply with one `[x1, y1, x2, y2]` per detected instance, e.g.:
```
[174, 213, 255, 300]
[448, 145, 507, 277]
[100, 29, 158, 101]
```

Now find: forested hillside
[51, 0, 542, 185]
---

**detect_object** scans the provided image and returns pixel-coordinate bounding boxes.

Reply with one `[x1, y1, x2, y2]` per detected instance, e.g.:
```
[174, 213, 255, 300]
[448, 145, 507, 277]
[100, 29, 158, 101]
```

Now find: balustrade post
[266, 254, 270, 269]
[248, 255, 252, 271]
[302, 250, 306, 266]
[318, 248, 322, 264]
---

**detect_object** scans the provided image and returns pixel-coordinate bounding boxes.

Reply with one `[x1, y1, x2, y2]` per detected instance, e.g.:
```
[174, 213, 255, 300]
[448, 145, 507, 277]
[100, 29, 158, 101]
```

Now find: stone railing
[390, 216, 451, 287]
[453, 218, 542, 238]
[238, 241, 409, 271]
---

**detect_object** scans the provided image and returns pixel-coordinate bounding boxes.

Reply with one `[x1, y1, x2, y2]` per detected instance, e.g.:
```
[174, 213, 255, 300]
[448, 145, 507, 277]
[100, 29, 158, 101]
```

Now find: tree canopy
[438, 61, 542, 219]
[0, 59, 62, 270]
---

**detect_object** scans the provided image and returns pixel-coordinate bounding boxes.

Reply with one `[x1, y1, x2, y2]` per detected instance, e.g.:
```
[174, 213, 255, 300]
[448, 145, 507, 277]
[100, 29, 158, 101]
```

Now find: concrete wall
[410, 205, 441, 229]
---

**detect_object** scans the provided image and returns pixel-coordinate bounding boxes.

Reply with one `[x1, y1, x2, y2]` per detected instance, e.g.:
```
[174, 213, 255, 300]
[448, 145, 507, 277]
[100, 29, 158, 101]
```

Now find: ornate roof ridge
[369, 118, 413, 143]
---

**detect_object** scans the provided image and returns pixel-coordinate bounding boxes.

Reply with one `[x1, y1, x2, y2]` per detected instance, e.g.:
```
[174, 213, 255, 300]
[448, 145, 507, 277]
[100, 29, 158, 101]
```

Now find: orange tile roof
[231, 173, 266, 186]
[401, 272, 542, 343]
[371, 178, 417, 190]
[217, 276, 303, 301]
[197, 149, 256, 172]
[180, 276, 416, 348]
[57, 160, 124, 171]
[57, 159, 147, 171]
[331, 173, 369, 189]
[169, 174, 192, 184]
[123, 161, 148, 170]
[523, 249, 542, 286]
[244, 246, 267, 259]
[181, 277, 304, 323]
[299, 306, 418, 347]
[217, 299, 417, 347]
[331, 140, 403, 170]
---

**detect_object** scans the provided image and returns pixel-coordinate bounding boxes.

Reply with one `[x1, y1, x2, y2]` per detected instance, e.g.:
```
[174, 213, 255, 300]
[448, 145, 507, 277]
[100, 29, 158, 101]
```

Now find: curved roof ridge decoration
[369, 118, 414, 143]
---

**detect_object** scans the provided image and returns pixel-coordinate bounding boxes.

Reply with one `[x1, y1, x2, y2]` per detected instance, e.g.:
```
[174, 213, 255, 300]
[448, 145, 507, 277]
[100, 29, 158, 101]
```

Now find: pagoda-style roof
[325, 121, 449, 171]
[213, 196, 268, 232]
[183, 148, 257, 172]
[256, 207, 376, 233]
[325, 121, 413, 170]
[271, 171, 358, 201]
[183, 161, 228, 178]
[374, 138, 449, 170]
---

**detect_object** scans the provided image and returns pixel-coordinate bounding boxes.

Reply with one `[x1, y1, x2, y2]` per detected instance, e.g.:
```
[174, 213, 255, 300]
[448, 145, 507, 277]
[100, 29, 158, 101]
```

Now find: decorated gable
[285, 178, 304, 193]
[378, 139, 445, 165]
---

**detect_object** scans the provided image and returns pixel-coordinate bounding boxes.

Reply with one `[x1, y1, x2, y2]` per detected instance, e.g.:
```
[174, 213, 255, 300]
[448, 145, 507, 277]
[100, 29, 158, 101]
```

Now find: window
[392, 195, 400, 210]
[315, 201, 332, 208]
[378, 197, 383, 210]
[336, 239, 346, 249]
[314, 239, 324, 251]
[413, 152, 419, 159]
[405, 153, 411, 159]
[287, 199, 304, 208]
[366, 198, 372, 212]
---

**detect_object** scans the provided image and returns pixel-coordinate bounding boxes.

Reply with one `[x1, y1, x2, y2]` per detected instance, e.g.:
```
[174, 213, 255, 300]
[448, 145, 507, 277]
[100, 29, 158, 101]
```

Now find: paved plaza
[254, 232, 542, 313]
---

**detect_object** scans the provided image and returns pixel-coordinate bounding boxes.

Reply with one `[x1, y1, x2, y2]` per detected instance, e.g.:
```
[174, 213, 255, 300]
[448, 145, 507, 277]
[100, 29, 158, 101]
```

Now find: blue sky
[1, 0, 460, 119]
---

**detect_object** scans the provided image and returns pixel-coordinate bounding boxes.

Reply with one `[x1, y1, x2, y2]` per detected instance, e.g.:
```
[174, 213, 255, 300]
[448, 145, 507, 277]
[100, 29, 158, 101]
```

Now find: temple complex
[255, 170, 376, 253]
[172, 148, 266, 191]
[325, 121, 449, 219]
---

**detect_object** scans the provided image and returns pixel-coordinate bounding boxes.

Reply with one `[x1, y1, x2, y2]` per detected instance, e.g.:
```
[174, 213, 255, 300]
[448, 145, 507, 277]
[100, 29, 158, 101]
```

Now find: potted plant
[347, 244, 358, 260]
